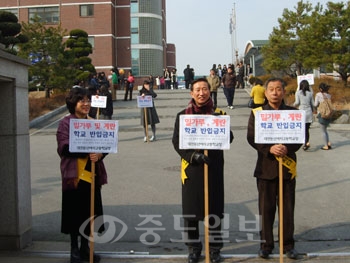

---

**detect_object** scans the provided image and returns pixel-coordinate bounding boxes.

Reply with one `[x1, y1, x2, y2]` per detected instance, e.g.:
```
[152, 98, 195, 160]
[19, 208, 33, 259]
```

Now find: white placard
[297, 74, 314, 85]
[179, 115, 230, 150]
[69, 119, 118, 153]
[137, 95, 153, 108]
[254, 110, 305, 144]
[91, 95, 107, 108]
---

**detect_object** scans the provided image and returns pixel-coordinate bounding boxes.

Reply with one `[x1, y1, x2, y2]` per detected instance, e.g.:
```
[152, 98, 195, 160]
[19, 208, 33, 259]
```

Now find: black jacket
[247, 103, 302, 180]
[172, 108, 233, 220]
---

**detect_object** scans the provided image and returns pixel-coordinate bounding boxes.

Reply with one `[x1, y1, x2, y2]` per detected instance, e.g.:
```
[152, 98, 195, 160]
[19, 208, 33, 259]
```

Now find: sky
[166, 0, 331, 76]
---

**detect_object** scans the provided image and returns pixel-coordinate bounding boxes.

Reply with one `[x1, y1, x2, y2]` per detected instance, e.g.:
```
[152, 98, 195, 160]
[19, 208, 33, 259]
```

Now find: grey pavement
[2, 87, 350, 263]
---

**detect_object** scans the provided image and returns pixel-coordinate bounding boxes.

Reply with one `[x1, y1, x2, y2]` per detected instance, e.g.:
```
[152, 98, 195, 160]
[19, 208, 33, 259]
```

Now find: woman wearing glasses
[56, 87, 108, 263]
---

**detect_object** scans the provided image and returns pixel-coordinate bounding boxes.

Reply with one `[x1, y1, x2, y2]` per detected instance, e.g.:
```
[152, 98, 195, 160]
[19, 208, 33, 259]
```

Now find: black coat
[172, 108, 233, 220]
[101, 92, 113, 117]
[139, 87, 159, 126]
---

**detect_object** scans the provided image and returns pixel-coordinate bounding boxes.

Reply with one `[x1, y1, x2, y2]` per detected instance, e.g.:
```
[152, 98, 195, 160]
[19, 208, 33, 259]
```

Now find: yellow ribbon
[181, 158, 189, 185]
[276, 155, 297, 179]
[77, 156, 94, 183]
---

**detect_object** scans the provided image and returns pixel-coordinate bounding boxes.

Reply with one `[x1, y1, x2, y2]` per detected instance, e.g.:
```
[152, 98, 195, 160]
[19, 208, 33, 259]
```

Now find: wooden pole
[279, 157, 284, 263]
[144, 107, 149, 142]
[90, 107, 99, 263]
[204, 150, 210, 263]
[90, 162, 95, 263]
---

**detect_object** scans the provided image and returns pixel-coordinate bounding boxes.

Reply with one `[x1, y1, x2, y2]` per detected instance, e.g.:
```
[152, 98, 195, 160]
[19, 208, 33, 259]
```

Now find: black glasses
[78, 99, 91, 104]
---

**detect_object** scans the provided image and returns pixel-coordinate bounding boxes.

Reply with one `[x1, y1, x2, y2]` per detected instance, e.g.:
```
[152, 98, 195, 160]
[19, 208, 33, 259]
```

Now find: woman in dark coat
[100, 85, 113, 120]
[140, 80, 160, 142]
[172, 78, 233, 263]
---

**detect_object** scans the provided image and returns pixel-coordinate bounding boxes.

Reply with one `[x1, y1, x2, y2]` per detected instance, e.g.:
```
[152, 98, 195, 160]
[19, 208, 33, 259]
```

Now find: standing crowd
[60, 64, 335, 263]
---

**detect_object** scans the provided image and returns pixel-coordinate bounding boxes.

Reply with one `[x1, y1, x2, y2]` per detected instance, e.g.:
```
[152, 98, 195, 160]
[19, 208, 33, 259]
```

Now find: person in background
[245, 64, 253, 86]
[98, 72, 109, 89]
[164, 68, 171, 89]
[171, 68, 178, 89]
[249, 77, 266, 108]
[124, 71, 134, 101]
[140, 80, 160, 142]
[314, 82, 332, 150]
[148, 74, 154, 91]
[217, 64, 223, 80]
[72, 79, 81, 89]
[118, 68, 125, 91]
[87, 85, 98, 119]
[247, 77, 302, 260]
[110, 68, 118, 101]
[293, 80, 315, 150]
[222, 65, 237, 109]
[56, 87, 108, 263]
[184, 64, 194, 89]
[172, 78, 233, 263]
[206, 68, 221, 108]
[100, 85, 113, 120]
[156, 75, 161, 90]
[221, 64, 227, 77]
[236, 61, 245, 89]
[88, 73, 100, 92]
[160, 75, 165, 90]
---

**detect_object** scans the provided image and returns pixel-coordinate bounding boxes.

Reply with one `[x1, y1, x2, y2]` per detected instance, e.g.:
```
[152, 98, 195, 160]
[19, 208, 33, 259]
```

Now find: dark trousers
[237, 76, 245, 89]
[305, 122, 311, 144]
[223, 87, 235, 106]
[124, 85, 133, 100]
[257, 178, 295, 252]
[165, 80, 171, 89]
[184, 218, 223, 252]
[211, 92, 217, 107]
[185, 80, 191, 89]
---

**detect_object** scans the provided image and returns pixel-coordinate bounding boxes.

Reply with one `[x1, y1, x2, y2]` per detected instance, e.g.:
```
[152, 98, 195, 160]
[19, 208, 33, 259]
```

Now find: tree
[261, 1, 316, 77]
[0, 11, 28, 54]
[18, 17, 72, 95]
[65, 29, 95, 81]
[321, 2, 350, 84]
[261, 1, 350, 85]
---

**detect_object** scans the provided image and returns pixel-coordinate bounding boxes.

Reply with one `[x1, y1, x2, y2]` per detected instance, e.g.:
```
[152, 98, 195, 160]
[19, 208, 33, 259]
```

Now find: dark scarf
[185, 98, 214, 115]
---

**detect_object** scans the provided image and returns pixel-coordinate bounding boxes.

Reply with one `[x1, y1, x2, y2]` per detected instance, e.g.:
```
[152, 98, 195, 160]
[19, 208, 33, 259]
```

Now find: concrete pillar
[0, 48, 32, 249]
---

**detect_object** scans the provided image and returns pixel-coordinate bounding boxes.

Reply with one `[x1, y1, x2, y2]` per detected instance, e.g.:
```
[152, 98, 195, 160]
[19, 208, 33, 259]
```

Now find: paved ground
[2, 87, 350, 263]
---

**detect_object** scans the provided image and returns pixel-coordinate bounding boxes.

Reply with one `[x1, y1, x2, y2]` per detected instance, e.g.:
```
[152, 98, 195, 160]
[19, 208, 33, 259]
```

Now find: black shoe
[70, 247, 81, 263]
[285, 249, 299, 259]
[210, 250, 222, 263]
[258, 249, 270, 259]
[303, 143, 310, 150]
[188, 251, 201, 263]
[80, 248, 101, 263]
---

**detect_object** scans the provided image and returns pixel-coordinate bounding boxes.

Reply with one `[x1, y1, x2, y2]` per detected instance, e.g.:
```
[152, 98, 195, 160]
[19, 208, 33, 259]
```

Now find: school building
[0, 0, 176, 78]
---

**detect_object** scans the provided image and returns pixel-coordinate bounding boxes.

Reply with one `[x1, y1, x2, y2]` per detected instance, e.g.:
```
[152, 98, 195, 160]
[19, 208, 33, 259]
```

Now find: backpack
[318, 94, 334, 119]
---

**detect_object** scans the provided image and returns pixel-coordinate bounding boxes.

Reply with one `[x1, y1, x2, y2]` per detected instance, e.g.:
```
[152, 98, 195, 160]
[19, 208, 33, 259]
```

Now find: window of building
[131, 2, 139, 13]
[29, 7, 59, 24]
[131, 34, 139, 44]
[2, 9, 18, 17]
[88, 36, 95, 49]
[88, 36, 95, 48]
[131, 17, 139, 44]
[80, 5, 94, 17]
[131, 49, 139, 76]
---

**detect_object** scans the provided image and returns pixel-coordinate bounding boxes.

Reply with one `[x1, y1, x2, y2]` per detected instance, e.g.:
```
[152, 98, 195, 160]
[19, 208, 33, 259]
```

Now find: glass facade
[140, 49, 163, 76]
[130, 0, 164, 76]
